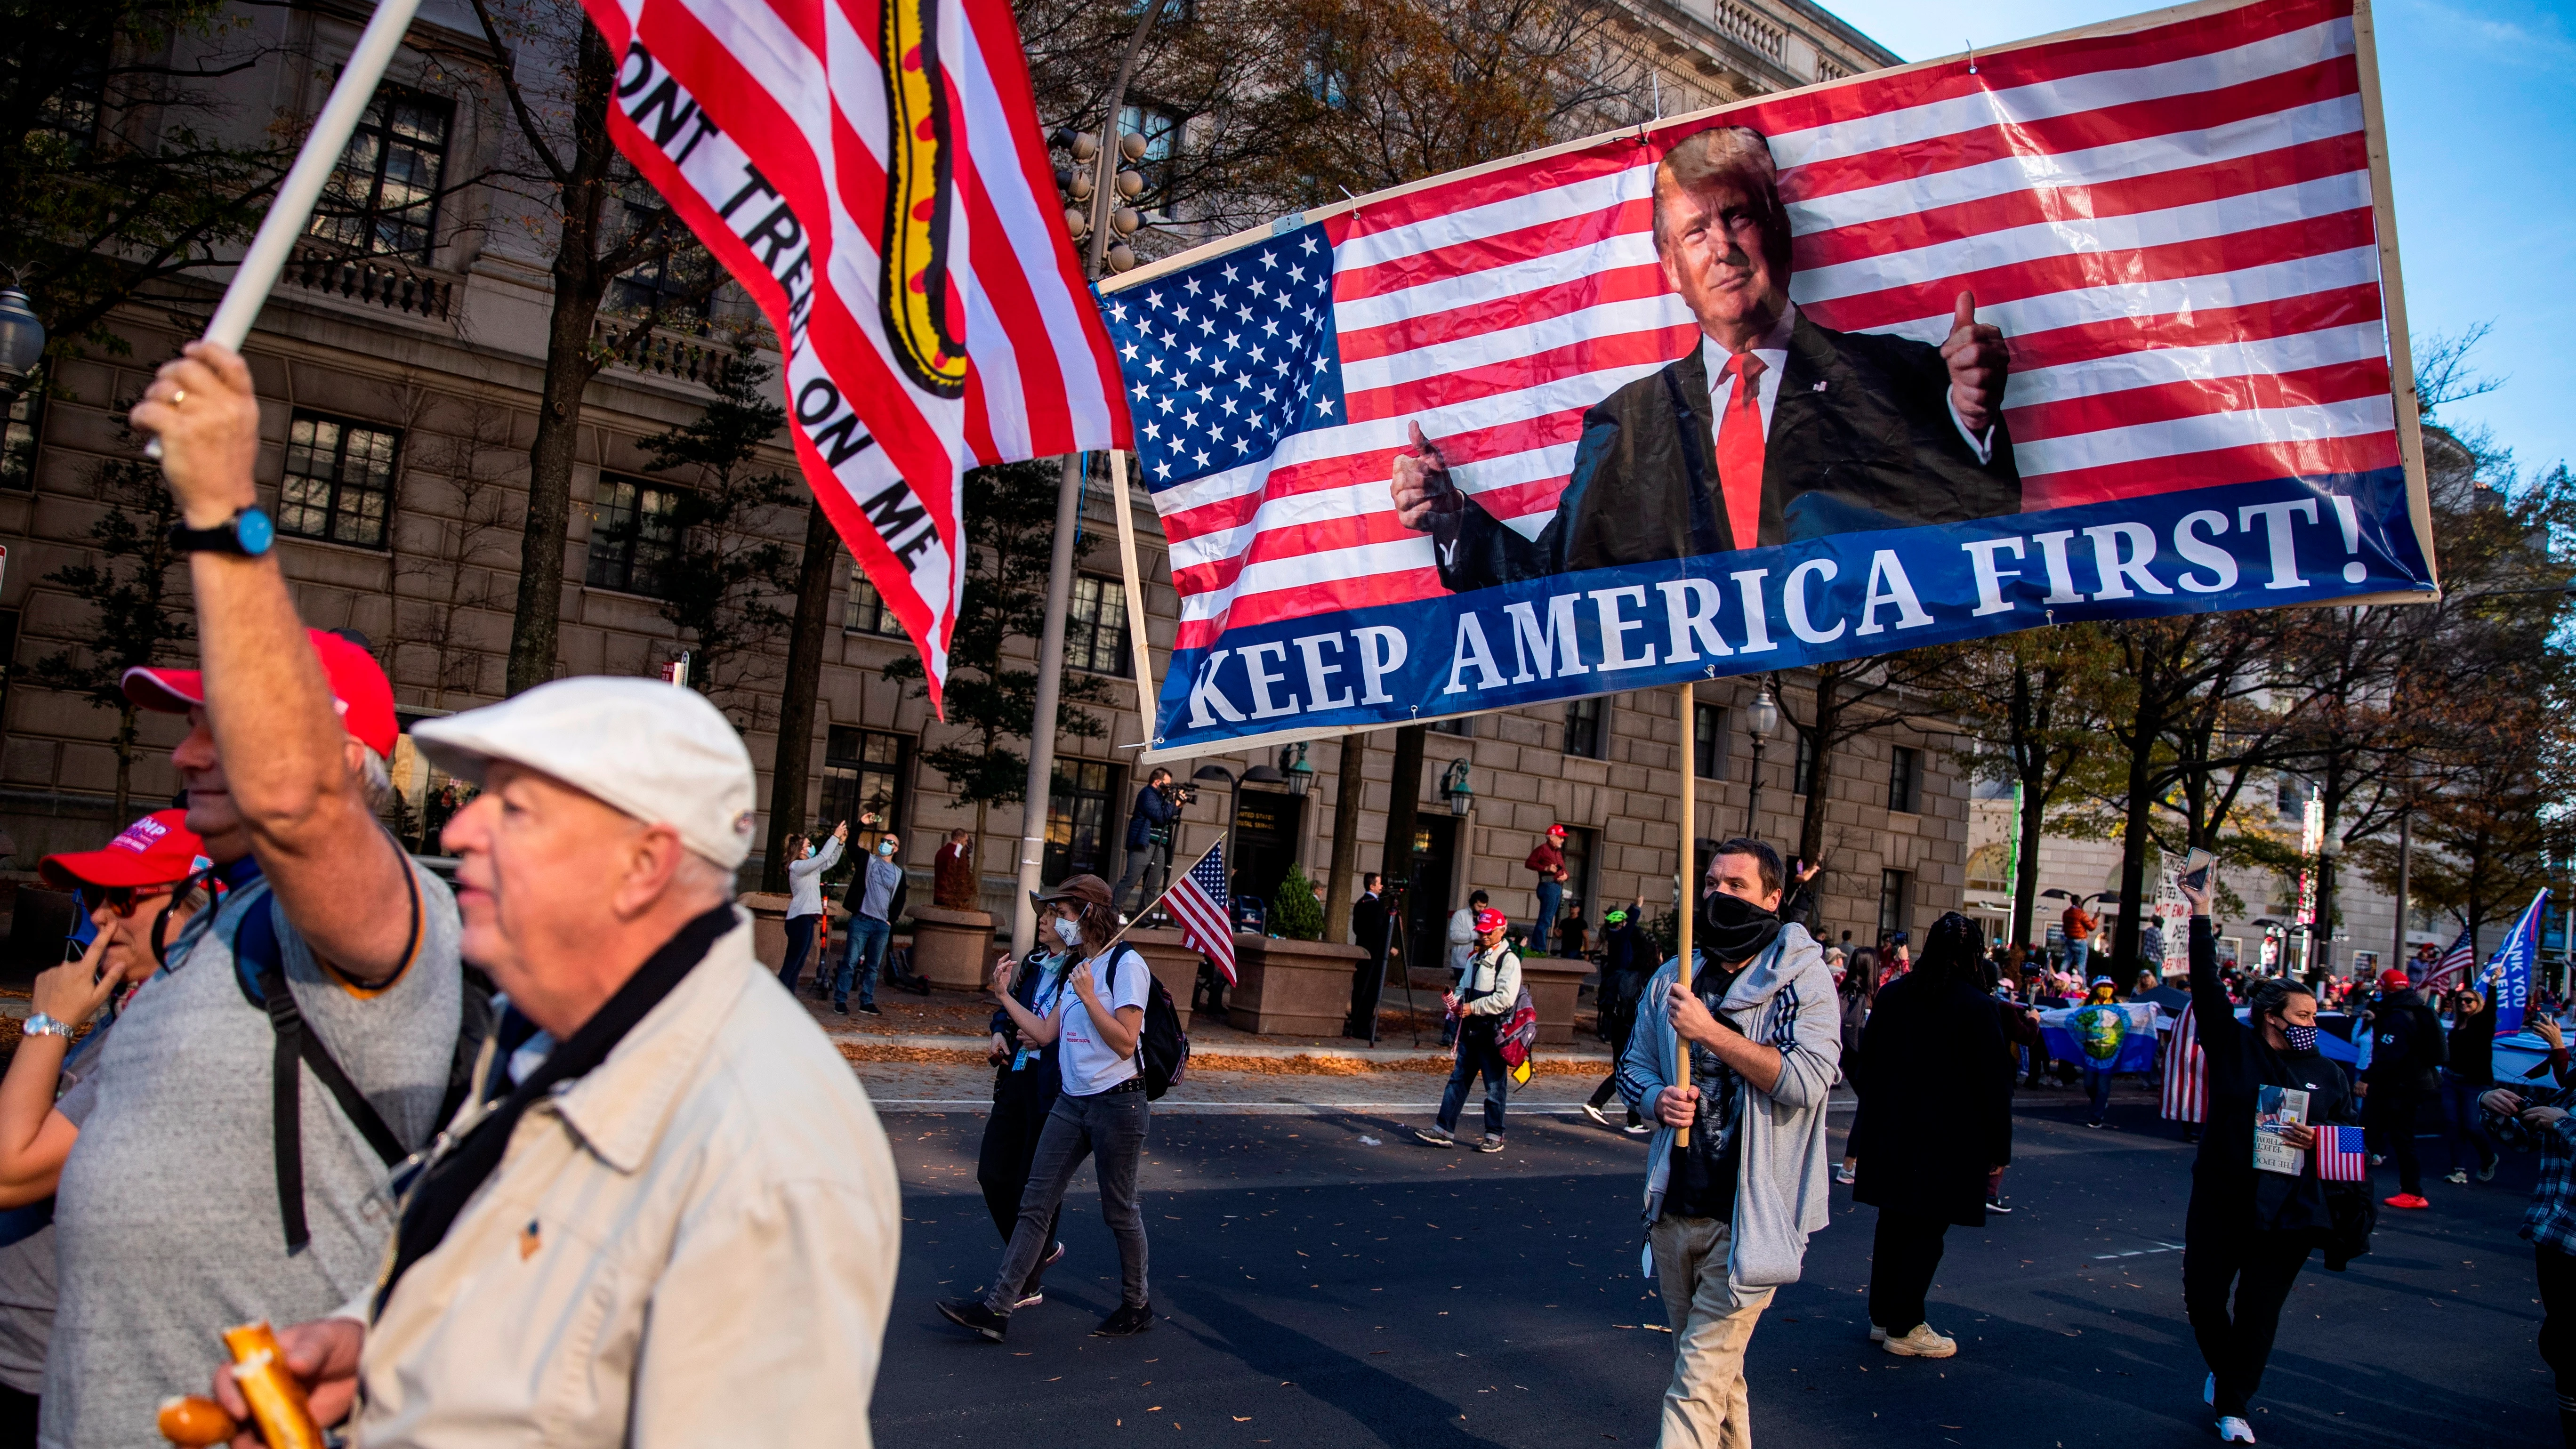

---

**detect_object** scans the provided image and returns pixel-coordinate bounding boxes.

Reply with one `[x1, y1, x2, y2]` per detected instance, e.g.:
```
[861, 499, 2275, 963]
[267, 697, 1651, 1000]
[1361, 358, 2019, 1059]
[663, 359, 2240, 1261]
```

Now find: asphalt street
[868, 1075, 2555, 1449]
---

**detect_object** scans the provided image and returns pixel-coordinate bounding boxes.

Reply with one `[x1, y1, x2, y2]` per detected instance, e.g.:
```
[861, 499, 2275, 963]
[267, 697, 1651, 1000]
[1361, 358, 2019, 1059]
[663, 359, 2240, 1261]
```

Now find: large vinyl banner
[1105, 0, 2431, 759]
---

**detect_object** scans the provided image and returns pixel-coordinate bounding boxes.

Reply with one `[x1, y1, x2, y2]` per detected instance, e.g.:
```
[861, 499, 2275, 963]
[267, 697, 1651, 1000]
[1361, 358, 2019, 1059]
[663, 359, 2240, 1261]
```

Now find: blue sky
[1817, 0, 2576, 482]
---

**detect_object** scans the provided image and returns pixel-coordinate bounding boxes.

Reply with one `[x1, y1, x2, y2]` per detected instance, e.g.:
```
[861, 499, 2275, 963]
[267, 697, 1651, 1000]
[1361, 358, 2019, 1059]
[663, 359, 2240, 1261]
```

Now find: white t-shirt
[1057, 947, 1151, 1095]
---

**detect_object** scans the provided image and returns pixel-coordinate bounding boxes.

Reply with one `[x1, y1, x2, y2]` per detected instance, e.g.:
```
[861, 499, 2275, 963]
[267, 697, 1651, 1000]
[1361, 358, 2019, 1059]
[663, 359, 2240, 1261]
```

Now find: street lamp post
[0, 290, 43, 399]
[1743, 688, 1779, 838]
[1009, 0, 1173, 956]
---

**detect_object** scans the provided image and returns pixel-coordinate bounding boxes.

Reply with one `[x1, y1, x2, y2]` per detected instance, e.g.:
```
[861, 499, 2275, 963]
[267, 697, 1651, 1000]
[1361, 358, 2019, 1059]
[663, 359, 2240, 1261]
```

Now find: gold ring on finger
[171, 388, 186, 405]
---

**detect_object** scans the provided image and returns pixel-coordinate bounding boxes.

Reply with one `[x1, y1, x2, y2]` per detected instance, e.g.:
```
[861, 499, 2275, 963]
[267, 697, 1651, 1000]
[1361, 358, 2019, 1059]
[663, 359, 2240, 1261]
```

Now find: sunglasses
[88, 884, 172, 912]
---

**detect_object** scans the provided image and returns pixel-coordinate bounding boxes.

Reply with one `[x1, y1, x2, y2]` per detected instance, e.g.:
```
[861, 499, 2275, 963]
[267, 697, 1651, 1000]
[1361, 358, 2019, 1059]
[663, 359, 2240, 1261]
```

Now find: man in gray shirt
[835, 830, 909, 1016]
[43, 341, 466, 1448]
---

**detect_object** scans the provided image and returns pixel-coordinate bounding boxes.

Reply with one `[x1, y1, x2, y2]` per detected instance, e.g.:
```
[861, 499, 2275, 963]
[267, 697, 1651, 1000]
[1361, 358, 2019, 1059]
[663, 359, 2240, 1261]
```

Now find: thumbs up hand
[1940, 290, 2011, 436]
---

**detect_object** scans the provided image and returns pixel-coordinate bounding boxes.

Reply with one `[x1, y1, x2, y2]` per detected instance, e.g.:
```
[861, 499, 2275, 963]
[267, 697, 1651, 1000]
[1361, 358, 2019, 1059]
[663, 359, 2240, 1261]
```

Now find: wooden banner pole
[1675, 680, 1695, 1147]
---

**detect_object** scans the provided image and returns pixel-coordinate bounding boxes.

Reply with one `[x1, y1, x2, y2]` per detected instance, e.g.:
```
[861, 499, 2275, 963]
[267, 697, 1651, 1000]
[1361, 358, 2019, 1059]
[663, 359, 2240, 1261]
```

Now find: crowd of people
[7, 336, 2568, 1448]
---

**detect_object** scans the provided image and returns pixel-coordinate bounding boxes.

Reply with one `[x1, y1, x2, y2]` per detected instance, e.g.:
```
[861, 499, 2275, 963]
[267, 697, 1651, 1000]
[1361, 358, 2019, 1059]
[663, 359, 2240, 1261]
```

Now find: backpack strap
[230, 888, 409, 1255]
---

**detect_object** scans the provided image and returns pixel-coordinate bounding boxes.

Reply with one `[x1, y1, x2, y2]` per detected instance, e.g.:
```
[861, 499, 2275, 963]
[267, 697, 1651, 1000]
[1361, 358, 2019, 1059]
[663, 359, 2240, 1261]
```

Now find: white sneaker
[2216, 1415, 2257, 1443]
[1582, 1102, 1611, 1127]
[1476, 1133, 1505, 1153]
[2445, 1169, 2469, 1185]
[1835, 1164, 1857, 1185]
[1882, 1323, 1957, 1358]
[1623, 1119, 1651, 1135]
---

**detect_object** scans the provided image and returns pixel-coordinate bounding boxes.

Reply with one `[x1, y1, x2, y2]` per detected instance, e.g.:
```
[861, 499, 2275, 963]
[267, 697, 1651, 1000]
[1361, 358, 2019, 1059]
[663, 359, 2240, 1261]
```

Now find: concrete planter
[739, 893, 792, 975]
[1227, 934, 1368, 1037]
[1121, 927, 1206, 1032]
[1517, 958, 1594, 1046]
[910, 904, 996, 990]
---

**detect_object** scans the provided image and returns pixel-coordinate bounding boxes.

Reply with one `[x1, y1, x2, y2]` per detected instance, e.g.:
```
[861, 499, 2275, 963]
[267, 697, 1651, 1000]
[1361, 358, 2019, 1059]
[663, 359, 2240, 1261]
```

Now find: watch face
[236, 507, 275, 555]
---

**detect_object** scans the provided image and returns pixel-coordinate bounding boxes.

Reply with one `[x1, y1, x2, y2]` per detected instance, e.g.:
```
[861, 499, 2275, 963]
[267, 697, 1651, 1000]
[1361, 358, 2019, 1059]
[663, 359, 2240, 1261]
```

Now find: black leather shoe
[936, 1298, 1008, 1342]
[1092, 1302, 1155, 1337]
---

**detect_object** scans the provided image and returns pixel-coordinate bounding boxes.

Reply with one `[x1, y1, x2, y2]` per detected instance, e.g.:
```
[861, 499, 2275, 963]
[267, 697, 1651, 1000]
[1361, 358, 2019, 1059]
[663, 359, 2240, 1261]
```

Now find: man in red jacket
[1526, 825, 1569, 955]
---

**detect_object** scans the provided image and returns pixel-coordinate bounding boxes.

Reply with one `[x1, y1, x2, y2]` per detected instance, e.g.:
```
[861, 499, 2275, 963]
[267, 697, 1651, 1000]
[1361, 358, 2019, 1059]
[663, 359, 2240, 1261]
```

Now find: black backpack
[1105, 947, 1189, 1100]
[225, 877, 496, 1254]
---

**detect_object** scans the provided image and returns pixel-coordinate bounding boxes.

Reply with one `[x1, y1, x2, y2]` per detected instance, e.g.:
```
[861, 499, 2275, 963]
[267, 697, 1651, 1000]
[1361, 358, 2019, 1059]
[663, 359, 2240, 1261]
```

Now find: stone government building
[0, 0, 1973, 961]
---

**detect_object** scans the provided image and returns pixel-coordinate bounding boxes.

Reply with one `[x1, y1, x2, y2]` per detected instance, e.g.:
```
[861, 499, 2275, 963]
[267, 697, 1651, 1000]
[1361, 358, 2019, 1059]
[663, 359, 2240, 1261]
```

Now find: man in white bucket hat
[208, 676, 902, 1447]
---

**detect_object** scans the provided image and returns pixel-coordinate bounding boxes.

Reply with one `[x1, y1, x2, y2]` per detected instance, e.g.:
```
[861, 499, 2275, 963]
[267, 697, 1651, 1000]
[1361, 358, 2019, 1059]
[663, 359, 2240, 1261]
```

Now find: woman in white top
[938, 874, 1155, 1344]
[775, 820, 845, 992]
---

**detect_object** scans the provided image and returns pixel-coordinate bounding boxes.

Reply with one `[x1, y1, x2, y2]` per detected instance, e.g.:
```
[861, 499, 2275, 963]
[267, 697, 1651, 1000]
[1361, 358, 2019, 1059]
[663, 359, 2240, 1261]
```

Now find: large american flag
[579, 0, 1128, 709]
[1103, 0, 2399, 657]
[1164, 842, 1238, 985]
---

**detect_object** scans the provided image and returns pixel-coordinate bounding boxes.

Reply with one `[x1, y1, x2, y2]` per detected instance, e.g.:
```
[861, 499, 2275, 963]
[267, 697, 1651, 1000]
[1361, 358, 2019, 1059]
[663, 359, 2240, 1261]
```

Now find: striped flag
[2421, 925, 2477, 989]
[1164, 842, 1238, 986]
[2315, 1123, 2369, 1181]
[2161, 1001, 2206, 1123]
[578, 0, 1128, 710]
[1106, 0, 2428, 756]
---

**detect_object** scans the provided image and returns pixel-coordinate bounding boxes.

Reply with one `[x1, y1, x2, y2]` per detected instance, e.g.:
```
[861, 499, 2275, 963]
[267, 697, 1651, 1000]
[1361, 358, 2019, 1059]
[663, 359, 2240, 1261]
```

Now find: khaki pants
[1650, 1213, 1774, 1449]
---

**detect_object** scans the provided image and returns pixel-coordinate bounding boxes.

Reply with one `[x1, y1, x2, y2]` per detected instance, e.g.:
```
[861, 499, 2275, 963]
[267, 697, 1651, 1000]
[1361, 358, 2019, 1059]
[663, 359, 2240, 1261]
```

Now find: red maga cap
[1474, 907, 1508, 934]
[39, 809, 209, 891]
[2379, 968, 2411, 989]
[122, 629, 399, 758]
[1546, 823, 1566, 838]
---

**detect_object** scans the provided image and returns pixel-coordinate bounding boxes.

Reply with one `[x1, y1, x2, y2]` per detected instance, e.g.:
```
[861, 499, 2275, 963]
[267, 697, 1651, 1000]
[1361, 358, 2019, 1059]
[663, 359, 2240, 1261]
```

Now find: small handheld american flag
[2316, 1124, 2369, 1182]
[2423, 926, 2478, 990]
[1164, 842, 1238, 986]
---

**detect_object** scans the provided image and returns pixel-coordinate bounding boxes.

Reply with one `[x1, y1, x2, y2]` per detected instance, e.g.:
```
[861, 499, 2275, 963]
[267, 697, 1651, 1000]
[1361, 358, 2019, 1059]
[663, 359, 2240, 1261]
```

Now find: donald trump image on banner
[1391, 124, 2020, 592]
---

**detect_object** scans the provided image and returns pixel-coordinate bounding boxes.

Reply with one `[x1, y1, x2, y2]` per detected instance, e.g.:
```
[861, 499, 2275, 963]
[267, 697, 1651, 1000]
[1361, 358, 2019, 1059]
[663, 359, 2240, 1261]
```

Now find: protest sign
[1103, 0, 2429, 757]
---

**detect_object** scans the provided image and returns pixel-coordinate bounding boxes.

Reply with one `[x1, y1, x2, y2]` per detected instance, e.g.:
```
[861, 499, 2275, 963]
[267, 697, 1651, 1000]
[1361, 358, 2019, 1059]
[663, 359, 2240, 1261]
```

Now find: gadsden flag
[580, 0, 1131, 707]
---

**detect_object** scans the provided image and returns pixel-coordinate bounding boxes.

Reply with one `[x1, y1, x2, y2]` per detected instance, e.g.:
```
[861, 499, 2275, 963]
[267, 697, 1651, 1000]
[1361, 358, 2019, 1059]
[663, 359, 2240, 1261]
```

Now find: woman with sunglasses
[0, 811, 209, 1445]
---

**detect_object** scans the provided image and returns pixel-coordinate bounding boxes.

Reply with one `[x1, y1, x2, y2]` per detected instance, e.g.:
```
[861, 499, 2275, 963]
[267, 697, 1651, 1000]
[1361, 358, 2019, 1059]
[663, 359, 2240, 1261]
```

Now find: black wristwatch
[168, 507, 276, 557]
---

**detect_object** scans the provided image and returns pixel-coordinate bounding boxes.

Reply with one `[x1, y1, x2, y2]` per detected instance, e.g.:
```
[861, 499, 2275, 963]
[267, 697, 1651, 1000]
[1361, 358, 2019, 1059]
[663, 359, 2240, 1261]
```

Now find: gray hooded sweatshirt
[1618, 922, 1840, 1293]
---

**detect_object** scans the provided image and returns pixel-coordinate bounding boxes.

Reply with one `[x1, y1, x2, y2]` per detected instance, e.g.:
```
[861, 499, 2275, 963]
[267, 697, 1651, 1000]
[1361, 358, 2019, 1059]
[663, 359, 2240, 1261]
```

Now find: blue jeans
[2066, 939, 2091, 975]
[1438, 1018, 1510, 1138]
[838, 915, 891, 1006]
[1533, 879, 1562, 953]
[2437, 1071, 2500, 1174]
[2083, 1064, 2112, 1124]
[777, 914, 819, 992]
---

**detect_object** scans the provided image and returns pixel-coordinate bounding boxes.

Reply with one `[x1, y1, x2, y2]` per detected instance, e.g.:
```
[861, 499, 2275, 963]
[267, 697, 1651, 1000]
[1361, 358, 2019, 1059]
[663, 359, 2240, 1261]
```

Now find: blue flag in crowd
[2492, 888, 2550, 1033]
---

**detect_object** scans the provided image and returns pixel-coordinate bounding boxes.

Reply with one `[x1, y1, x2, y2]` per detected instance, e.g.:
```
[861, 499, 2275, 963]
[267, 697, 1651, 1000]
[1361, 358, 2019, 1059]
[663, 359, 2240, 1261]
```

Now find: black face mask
[1701, 888, 1782, 966]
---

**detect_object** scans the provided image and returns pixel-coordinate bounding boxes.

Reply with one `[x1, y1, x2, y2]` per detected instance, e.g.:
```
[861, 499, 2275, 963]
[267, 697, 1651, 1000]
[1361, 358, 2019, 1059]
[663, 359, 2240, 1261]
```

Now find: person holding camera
[1115, 769, 1183, 916]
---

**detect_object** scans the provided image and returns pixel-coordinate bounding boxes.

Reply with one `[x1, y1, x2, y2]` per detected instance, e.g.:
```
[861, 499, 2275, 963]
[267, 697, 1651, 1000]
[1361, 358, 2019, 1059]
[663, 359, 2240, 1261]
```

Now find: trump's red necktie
[1716, 351, 1767, 549]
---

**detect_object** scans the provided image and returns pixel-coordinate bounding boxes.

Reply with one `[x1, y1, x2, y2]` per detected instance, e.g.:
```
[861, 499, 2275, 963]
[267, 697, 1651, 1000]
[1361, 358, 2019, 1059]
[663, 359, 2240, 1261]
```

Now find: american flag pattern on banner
[1165, 843, 1238, 985]
[577, 0, 1128, 709]
[2161, 1001, 2207, 1123]
[2315, 1123, 2369, 1181]
[1103, 0, 2399, 657]
[2423, 925, 2478, 989]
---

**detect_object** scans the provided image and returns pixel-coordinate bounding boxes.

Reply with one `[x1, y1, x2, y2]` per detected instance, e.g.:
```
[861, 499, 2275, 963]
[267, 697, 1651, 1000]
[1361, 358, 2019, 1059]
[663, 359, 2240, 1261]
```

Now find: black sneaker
[860, 1003, 884, 1016]
[1984, 1195, 2012, 1215]
[936, 1298, 1008, 1342]
[833, 1001, 850, 1016]
[1093, 1302, 1155, 1337]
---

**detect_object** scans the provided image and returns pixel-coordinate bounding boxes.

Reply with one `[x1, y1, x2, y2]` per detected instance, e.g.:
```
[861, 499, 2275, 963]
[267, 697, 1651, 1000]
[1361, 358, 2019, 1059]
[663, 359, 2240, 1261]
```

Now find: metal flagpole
[145, 0, 427, 459]
[1675, 681, 1695, 1148]
[1107, 448, 1159, 742]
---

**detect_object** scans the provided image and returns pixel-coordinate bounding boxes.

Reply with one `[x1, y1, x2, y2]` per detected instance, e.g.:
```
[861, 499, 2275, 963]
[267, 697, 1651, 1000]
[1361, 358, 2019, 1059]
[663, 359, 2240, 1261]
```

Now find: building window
[1878, 869, 1911, 943]
[1066, 575, 1130, 675]
[1564, 695, 1606, 760]
[1117, 103, 1180, 200]
[1693, 702, 1728, 780]
[604, 201, 715, 317]
[1793, 733, 1816, 797]
[1046, 758, 1122, 882]
[819, 727, 909, 858]
[585, 476, 680, 596]
[1888, 746, 1921, 814]
[279, 412, 398, 547]
[1, 387, 40, 491]
[845, 562, 911, 637]
[310, 84, 452, 261]
[1429, 715, 1473, 737]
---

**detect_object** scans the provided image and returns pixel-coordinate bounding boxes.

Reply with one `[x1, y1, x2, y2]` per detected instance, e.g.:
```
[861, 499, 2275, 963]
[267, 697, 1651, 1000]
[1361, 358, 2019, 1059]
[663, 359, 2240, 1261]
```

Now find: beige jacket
[353, 916, 901, 1448]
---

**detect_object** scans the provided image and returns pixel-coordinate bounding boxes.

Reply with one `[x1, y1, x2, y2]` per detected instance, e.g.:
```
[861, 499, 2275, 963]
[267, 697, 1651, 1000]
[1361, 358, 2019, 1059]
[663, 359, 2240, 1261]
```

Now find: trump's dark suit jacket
[1427, 312, 2020, 593]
